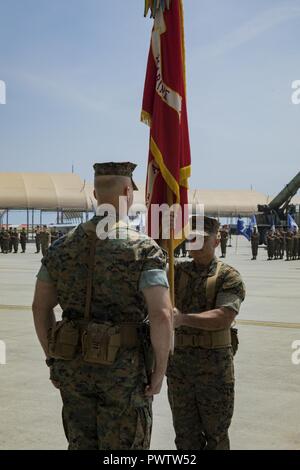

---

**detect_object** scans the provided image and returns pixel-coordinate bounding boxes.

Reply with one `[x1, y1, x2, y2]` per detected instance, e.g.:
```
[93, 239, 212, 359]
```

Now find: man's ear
[215, 237, 220, 248]
[125, 185, 132, 201]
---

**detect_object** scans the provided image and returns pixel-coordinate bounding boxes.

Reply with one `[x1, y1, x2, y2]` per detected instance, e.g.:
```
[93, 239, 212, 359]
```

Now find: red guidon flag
[141, 0, 191, 247]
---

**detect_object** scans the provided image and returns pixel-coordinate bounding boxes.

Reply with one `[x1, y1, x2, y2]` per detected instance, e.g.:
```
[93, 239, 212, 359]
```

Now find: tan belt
[117, 324, 139, 348]
[175, 329, 231, 349]
[77, 321, 139, 348]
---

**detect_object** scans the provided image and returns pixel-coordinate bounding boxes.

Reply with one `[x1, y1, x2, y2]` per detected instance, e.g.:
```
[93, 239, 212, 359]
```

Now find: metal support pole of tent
[86, 211, 88, 222]
[26, 209, 29, 239]
[6, 209, 9, 229]
[61, 210, 64, 224]
[40, 210, 42, 226]
[32, 209, 34, 240]
[57, 209, 59, 225]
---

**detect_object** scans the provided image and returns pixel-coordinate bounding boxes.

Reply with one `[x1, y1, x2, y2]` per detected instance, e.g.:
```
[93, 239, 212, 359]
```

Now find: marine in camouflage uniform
[278, 228, 285, 260]
[167, 216, 245, 450]
[219, 226, 228, 258]
[11, 228, 19, 253]
[292, 232, 298, 260]
[50, 229, 59, 245]
[0, 228, 4, 253]
[40, 226, 50, 256]
[285, 231, 293, 261]
[8, 227, 13, 252]
[1, 229, 9, 254]
[250, 228, 259, 260]
[35, 226, 41, 253]
[32, 162, 172, 450]
[20, 228, 27, 253]
[274, 231, 280, 260]
[266, 231, 275, 260]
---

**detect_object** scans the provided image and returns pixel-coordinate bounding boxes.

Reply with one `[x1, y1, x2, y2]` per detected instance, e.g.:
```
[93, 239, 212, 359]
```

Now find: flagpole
[167, 187, 175, 306]
[167, 187, 175, 354]
[235, 234, 239, 254]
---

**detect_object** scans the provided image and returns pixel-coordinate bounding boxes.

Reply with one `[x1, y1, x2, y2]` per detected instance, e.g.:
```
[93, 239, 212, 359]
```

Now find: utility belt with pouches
[175, 328, 231, 349]
[48, 318, 140, 365]
[177, 260, 239, 355]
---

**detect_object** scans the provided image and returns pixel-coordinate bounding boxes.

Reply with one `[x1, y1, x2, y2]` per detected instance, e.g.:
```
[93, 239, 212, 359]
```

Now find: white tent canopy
[0, 172, 299, 217]
[0, 173, 93, 211]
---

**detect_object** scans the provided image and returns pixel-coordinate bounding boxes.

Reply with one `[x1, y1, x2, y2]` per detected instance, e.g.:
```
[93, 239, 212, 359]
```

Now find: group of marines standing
[266, 229, 300, 261]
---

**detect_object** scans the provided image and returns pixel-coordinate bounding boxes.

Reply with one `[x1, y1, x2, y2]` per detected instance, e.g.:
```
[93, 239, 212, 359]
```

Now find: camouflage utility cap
[189, 215, 220, 238]
[93, 162, 138, 191]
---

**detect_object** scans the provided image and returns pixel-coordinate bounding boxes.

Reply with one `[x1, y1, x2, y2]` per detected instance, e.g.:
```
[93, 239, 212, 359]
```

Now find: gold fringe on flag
[144, 0, 172, 18]
[140, 110, 152, 127]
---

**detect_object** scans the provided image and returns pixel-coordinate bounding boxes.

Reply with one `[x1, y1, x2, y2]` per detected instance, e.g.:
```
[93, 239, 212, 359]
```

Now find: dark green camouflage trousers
[50, 349, 152, 450]
[167, 347, 234, 450]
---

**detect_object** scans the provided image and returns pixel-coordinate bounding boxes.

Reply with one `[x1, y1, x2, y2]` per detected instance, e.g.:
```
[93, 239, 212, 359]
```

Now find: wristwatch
[45, 358, 55, 367]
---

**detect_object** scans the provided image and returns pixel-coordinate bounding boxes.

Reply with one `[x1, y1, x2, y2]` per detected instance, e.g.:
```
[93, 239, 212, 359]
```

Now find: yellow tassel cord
[140, 110, 152, 127]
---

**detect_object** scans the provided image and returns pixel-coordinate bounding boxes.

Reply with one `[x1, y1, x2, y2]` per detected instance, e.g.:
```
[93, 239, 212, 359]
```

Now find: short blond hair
[94, 175, 132, 197]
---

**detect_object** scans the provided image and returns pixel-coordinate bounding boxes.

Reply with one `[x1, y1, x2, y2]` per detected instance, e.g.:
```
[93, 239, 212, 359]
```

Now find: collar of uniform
[207, 257, 218, 277]
[191, 256, 217, 277]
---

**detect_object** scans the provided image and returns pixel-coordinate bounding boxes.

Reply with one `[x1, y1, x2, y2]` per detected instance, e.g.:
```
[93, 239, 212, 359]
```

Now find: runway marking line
[237, 319, 300, 330]
[0, 305, 300, 330]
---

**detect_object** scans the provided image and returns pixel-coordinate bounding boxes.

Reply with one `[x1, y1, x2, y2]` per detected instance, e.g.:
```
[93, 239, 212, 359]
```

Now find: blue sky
[0, 0, 299, 195]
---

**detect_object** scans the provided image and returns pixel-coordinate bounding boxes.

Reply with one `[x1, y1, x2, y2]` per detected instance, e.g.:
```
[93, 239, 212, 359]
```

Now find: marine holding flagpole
[142, 1, 246, 451]
[141, 0, 192, 306]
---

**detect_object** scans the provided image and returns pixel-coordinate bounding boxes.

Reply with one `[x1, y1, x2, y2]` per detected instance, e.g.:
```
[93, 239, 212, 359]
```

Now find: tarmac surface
[0, 237, 300, 450]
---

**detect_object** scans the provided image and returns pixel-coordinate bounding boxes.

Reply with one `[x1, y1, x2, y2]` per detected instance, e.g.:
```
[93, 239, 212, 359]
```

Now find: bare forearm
[150, 311, 172, 374]
[33, 308, 56, 356]
[178, 308, 233, 331]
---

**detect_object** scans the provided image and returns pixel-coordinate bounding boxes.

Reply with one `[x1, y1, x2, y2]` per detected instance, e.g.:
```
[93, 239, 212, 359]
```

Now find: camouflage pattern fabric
[1, 230, 10, 253]
[40, 231, 50, 257]
[279, 231, 285, 259]
[220, 229, 228, 257]
[286, 233, 293, 260]
[167, 257, 245, 450]
[251, 232, 259, 259]
[292, 234, 298, 260]
[42, 216, 166, 450]
[267, 234, 275, 259]
[50, 351, 152, 450]
[167, 348, 234, 450]
[43, 217, 166, 323]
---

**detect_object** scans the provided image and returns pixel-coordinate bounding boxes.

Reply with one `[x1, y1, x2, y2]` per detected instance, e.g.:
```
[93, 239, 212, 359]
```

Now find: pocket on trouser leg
[119, 401, 152, 450]
[132, 405, 152, 450]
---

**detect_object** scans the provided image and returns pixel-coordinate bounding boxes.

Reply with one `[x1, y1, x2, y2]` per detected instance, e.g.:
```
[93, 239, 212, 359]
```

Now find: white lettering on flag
[151, 9, 182, 118]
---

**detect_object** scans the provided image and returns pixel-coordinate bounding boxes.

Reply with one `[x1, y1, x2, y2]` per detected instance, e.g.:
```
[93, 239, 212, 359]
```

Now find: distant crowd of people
[265, 228, 300, 261]
[174, 224, 300, 261]
[0, 225, 64, 255]
[1, 223, 299, 261]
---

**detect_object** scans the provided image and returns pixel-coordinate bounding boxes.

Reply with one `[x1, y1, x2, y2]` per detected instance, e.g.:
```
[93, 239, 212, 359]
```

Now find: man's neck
[194, 255, 215, 268]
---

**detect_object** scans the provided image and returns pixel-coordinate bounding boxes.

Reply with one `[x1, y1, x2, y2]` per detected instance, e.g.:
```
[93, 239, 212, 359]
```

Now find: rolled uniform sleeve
[139, 241, 169, 290]
[139, 269, 169, 290]
[36, 264, 54, 284]
[215, 267, 245, 314]
[35, 237, 64, 285]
